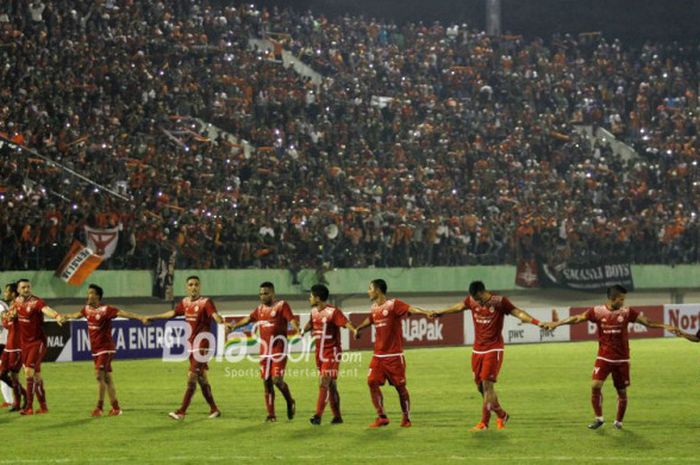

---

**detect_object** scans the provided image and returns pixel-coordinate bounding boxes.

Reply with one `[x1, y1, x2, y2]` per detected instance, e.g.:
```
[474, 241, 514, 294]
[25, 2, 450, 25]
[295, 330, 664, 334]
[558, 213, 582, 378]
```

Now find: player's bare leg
[104, 372, 122, 416]
[169, 371, 197, 420]
[588, 379, 605, 429]
[92, 370, 106, 416]
[196, 371, 220, 418]
[311, 375, 332, 425]
[328, 379, 343, 423]
[614, 388, 627, 429]
[263, 378, 276, 421]
[272, 375, 295, 420]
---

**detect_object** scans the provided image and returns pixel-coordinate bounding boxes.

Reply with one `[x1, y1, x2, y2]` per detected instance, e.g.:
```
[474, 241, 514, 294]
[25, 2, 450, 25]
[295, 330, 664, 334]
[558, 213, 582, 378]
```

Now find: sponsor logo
[667, 308, 700, 331]
[402, 318, 444, 342]
[508, 329, 524, 342]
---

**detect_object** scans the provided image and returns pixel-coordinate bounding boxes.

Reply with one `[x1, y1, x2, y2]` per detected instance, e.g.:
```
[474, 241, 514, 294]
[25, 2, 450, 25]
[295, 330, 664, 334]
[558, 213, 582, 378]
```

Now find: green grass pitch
[2, 338, 699, 464]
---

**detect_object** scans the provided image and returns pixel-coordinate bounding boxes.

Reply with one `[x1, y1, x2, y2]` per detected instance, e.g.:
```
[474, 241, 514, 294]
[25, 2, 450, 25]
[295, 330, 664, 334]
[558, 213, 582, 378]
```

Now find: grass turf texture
[2, 338, 699, 464]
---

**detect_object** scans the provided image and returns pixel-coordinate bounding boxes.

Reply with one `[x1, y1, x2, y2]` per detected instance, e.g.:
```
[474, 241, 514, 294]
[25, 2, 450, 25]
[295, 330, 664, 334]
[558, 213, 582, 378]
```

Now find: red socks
[179, 381, 196, 413]
[592, 387, 603, 417]
[25, 378, 34, 410]
[616, 389, 628, 422]
[315, 385, 329, 417]
[396, 385, 410, 418]
[198, 380, 217, 411]
[369, 383, 385, 416]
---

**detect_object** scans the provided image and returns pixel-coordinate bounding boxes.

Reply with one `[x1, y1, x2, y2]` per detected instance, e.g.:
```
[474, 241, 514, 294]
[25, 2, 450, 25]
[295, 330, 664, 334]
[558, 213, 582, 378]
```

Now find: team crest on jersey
[322, 317, 327, 323]
[617, 316, 623, 322]
[271, 310, 277, 317]
[194, 305, 200, 313]
[602, 318, 607, 322]
[96, 314, 101, 320]
[382, 309, 388, 316]
[488, 306, 495, 313]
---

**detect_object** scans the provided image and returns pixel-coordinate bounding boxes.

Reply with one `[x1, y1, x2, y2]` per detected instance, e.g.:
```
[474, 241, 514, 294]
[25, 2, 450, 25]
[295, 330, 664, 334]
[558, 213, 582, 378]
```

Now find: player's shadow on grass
[32, 418, 93, 430]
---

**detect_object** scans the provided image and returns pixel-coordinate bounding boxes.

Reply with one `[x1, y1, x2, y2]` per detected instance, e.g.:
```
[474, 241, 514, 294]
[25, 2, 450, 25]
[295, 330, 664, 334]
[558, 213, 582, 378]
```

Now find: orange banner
[55, 241, 103, 286]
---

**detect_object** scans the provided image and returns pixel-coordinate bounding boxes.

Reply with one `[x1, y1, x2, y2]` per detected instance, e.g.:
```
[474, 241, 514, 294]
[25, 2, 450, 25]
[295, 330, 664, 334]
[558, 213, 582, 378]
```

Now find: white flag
[84, 226, 119, 258]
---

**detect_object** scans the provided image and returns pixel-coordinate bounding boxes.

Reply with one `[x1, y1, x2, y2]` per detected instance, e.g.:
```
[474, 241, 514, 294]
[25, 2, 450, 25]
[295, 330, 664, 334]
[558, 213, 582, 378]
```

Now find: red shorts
[260, 353, 287, 380]
[93, 352, 114, 372]
[189, 345, 213, 374]
[316, 349, 341, 379]
[21, 342, 47, 373]
[0, 349, 22, 373]
[592, 358, 630, 389]
[368, 354, 406, 386]
[471, 350, 504, 384]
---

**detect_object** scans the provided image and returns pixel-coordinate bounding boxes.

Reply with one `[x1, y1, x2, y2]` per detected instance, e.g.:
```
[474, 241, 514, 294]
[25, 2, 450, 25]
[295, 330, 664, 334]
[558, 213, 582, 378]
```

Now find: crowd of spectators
[0, 1, 698, 273]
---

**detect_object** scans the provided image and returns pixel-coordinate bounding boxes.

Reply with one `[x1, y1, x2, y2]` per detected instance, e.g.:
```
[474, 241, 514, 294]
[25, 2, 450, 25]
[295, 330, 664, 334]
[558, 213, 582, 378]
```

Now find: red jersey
[81, 304, 119, 355]
[174, 296, 218, 346]
[1, 306, 21, 351]
[310, 305, 348, 356]
[369, 299, 410, 356]
[15, 295, 48, 346]
[249, 301, 294, 356]
[585, 305, 640, 361]
[464, 294, 515, 352]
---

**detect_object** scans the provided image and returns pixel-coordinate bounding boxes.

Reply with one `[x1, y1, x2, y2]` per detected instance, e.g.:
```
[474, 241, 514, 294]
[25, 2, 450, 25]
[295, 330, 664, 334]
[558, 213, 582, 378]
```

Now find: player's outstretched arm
[354, 317, 372, 339]
[511, 307, 545, 327]
[635, 314, 672, 330]
[433, 302, 467, 317]
[407, 305, 432, 317]
[148, 310, 177, 321]
[669, 327, 700, 342]
[301, 320, 312, 337]
[344, 321, 358, 339]
[230, 316, 252, 331]
[117, 309, 150, 325]
[61, 311, 83, 321]
[41, 305, 64, 324]
[549, 312, 587, 328]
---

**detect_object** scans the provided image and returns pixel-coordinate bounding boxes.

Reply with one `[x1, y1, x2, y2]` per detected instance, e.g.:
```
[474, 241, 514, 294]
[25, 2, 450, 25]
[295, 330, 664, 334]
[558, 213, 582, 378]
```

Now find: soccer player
[546, 284, 670, 429]
[432, 280, 545, 431]
[148, 275, 225, 420]
[354, 278, 433, 428]
[62, 284, 150, 416]
[302, 284, 357, 425]
[0, 282, 25, 410]
[229, 281, 300, 422]
[13, 278, 64, 415]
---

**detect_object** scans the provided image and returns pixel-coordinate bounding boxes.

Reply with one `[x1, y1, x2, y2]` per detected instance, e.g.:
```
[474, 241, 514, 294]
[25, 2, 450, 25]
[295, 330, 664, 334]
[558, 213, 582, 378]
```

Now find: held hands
[354, 328, 362, 340]
[140, 317, 150, 325]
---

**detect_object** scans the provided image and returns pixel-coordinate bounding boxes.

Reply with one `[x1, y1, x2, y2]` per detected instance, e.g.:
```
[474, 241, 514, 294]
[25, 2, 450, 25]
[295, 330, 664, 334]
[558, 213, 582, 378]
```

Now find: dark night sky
[231, 0, 700, 44]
